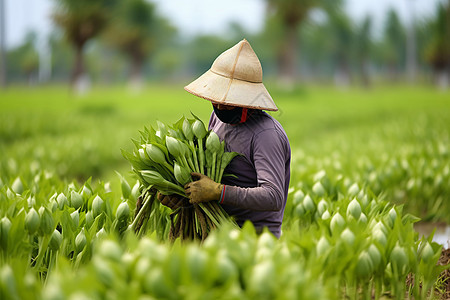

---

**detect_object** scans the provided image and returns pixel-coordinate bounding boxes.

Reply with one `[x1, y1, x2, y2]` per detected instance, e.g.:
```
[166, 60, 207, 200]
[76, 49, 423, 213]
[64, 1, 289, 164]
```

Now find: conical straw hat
[184, 39, 278, 111]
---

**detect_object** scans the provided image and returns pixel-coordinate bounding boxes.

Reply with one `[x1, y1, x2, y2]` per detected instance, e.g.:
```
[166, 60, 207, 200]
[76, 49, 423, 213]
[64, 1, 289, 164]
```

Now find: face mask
[213, 106, 245, 124]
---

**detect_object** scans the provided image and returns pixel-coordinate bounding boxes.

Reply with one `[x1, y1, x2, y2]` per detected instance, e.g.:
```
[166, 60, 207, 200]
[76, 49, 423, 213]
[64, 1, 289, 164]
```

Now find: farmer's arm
[220, 128, 289, 211]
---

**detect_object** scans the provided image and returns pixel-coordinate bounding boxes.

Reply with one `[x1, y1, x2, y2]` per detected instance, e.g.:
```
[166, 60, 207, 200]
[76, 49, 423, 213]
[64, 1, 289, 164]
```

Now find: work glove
[184, 172, 223, 204]
[157, 192, 185, 210]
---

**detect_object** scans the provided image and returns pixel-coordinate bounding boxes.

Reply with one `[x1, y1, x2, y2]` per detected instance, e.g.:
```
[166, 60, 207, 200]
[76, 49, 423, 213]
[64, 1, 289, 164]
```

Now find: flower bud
[98, 240, 122, 262]
[156, 121, 168, 138]
[368, 244, 381, 268]
[292, 190, 304, 206]
[347, 183, 359, 196]
[206, 131, 220, 152]
[70, 210, 79, 229]
[312, 181, 325, 196]
[75, 229, 87, 253]
[92, 195, 104, 218]
[39, 207, 55, 235]
[85, 211, 94, 228]
[0, 217, 12, 250]
[116, 202, 130, 220]
[321, 210, 331, 220]
[302, 194, 315, 212]
[340, 228, 355, 245]
[140, 170, 165, 185]
[317, 199, 328, 216]
[295, 203, 305, 217]
[49, 230, 62, 251]
[120, 177, 131, 200]
[355, 251, 373, 278]
[145, 144, 167, 166]
[82, 185, 92, 199]
[372, 228, 387, 247]
[11, 177, 24, 194]
[70, 191, 83, 210]
[330, 212, 345, 232]
[56, 193, 68, 210]
[421, 242, 434, 263]
[388, 207, 397, 225]
[316, 236, 330, 256]
[347, 199, 362, 219]
[174, 162, 192, 185]
[25, 208, 40, 234]
[390, 244, 408, 273]
[182, 119, 194, 140]
[166, 137, 182, 158]
[192, 120, 207, 139]
[131, 181, 140, 201]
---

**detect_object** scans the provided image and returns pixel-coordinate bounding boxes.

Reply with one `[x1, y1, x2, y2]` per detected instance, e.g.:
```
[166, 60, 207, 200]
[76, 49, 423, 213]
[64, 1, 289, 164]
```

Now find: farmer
[159, 39, 291, 238]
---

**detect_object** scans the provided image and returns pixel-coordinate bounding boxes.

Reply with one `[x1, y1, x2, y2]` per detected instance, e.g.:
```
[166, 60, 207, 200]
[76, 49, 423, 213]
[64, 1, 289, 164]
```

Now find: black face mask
[213, 106, 244, 124]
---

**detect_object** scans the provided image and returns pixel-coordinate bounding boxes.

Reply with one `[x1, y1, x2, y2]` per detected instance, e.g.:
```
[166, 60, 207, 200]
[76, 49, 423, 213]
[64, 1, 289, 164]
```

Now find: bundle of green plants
[123, 114, 239, 241]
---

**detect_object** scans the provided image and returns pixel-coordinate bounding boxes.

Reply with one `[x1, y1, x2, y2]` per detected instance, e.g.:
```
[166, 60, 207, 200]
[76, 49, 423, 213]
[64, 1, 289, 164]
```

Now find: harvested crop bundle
[123, 114, 239, 241]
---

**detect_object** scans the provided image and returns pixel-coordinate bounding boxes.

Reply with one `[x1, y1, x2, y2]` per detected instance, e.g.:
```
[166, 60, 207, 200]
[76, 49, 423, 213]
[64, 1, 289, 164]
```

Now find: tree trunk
[277, 24, 298, 86]
[405, 0, 417, 83]
[129, 53, 144, 92]
[359, 57, 370, 89]
[334, 56, 350, 88]
[71, 43, 89, 94]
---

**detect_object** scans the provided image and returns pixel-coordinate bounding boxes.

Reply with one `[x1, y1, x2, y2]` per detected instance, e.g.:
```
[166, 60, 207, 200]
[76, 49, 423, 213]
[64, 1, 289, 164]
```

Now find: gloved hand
[157, 192, 185, 210]
[184, 172, 223, 204]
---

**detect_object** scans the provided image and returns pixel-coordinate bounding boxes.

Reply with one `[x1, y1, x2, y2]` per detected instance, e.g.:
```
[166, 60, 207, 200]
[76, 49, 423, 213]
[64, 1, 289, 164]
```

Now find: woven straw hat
[184, 39, 277, 111]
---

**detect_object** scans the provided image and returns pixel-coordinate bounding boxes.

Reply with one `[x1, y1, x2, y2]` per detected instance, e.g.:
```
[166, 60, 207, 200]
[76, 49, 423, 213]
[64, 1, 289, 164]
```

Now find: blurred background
[0, 0, 449, 90]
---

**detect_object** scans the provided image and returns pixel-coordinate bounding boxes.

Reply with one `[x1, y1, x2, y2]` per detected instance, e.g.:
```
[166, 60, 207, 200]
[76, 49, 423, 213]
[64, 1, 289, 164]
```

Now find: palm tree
[382, 9, 406, 81]
[425, 1, 450, 89]
[265, 0, 340, 83]
[327, 9, 354, 88]
[103, 0, 175, 90]
[355, 16, 373, 88]
[52, 0, 116, 90]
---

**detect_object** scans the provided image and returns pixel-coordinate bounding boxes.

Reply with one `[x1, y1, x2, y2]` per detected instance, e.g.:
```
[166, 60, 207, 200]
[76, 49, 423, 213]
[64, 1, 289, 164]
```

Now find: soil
[437, 248, 450, 300]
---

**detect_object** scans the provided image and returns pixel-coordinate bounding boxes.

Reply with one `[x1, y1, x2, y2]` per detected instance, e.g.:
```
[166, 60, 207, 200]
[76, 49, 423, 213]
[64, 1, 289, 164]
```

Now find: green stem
[198, 138, 205, 174]
[215, 155, 222, 182]
[164, 162, 174, 173]
[33, 235, 50, 273]
[189, 141, 200, 173]
[130, 193, 155, 232]
[211, 152, 217, 181]
[198, 203, 220, 227]
[375, 279, 381, 300]
[186, 156, 196, 173]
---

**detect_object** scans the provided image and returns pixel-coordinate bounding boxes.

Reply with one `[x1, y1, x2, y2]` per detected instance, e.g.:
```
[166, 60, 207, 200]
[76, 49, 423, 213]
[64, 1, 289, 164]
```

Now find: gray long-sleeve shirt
[208, 110, 291, 238]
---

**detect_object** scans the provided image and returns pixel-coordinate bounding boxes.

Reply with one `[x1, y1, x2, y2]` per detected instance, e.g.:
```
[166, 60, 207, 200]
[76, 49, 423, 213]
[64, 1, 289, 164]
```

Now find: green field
[0, 84, 449, 299]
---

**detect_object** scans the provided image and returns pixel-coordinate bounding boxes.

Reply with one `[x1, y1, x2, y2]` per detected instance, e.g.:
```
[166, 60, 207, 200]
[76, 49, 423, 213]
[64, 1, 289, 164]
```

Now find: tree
[405, 0, 418, 83]
[327, 9, 354, 87]
[0, 0, 6, 87]
[355, 16, 373, 88]
[425, 1, 450, 89]
[52, 0, 116, 91]
[187, 35, 232, 76]
[264, 0, 340, 83]
[103, 0, 175, 90]
[6, 32, 39, 84]
[49, 33, 74, 82]
[382, 9, 406, 81]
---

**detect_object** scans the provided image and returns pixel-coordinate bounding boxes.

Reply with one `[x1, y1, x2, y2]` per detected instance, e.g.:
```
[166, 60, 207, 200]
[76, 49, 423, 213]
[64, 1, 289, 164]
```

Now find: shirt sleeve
[220, 128, 288, 211]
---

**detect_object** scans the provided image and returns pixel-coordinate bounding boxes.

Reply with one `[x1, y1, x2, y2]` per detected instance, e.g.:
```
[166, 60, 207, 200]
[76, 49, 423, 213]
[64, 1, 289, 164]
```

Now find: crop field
[0, 84, 449, 299]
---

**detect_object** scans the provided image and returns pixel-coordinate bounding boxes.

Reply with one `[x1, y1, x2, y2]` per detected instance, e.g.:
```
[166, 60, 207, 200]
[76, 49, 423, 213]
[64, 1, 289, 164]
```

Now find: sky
[2, 0, 445, 49]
